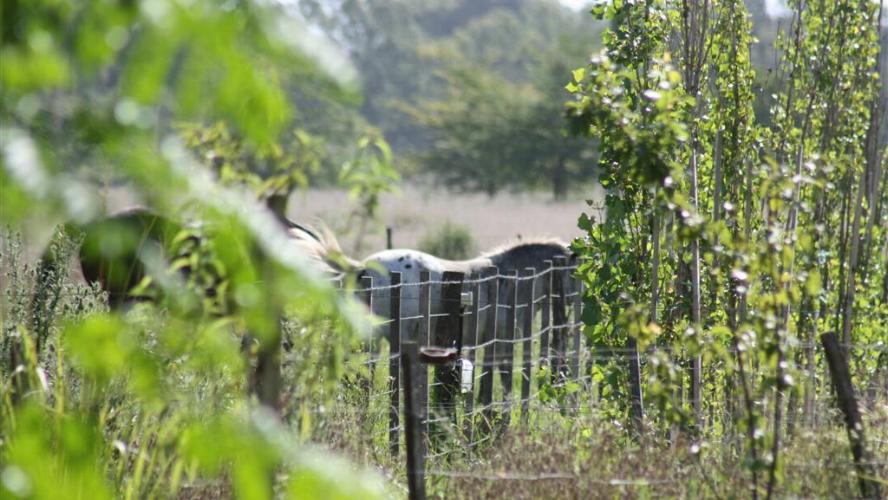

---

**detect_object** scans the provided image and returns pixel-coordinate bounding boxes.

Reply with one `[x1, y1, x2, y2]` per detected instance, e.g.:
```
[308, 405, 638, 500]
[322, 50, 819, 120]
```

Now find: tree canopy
[302, 0, 601, 197]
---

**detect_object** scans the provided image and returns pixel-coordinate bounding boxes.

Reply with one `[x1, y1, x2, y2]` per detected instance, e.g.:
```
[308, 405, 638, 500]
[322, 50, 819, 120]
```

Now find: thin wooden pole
[520, 267, 536, 423]
[402, 341, 427, 500]
[418, 271, 431, 440]
[358, 275, 375, 432]
[821, 332, 882, 499]
[540, 260, 552, 367]
[431, 271, 464, 445]
[499, 270, 518, 429]
[626, 338, 645, 436]
[569, 264, 581, 386]
[463, 272, 482, 444]
[479, 266, 499, 435]
[573, 276, 585, 393]
[551, 257, 568, 386]
[389, 272, 402, 457]
[360, 274, 376, 365]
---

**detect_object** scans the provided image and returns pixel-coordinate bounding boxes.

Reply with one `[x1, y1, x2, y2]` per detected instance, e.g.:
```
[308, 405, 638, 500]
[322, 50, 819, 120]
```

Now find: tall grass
[0, 229, 388, 498]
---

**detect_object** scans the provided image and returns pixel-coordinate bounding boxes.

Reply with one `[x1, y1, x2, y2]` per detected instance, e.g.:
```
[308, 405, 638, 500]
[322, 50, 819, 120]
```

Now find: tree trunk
[841, 4, 884, 345]
[650, 209, 661, 324]
[680, 0, 710, 434]
[859, 3, 886, 288]
[689, 145, 703, 432]
[883, 238, 888, 303]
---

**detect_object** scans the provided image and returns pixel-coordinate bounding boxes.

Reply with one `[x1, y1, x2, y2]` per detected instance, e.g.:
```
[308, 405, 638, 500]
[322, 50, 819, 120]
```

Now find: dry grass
[56, 183, 602, 259]
[286, 184, 604, 257]
[308, 393, 888, 499]
[86, 182, 602, 258]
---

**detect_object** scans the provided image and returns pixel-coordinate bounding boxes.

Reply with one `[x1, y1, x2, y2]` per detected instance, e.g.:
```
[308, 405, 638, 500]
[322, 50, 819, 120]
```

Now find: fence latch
[460, 291, 473, 306]
[460, 358, 473, 394]
[419, 346, 457, 365]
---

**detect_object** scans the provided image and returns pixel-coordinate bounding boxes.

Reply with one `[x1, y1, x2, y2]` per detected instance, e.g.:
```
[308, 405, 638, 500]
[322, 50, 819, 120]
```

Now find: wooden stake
[821, 332, 883, 500]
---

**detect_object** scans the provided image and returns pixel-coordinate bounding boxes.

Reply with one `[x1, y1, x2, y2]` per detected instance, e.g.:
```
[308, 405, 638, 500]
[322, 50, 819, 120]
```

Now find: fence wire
[6, 248, 886, 492]
[323, 265, 888, 493]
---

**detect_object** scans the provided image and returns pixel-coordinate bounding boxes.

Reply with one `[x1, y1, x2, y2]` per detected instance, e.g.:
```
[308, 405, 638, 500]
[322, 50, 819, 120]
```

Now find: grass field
[286, 184, 604, 256]
[91, 182, 602, 256]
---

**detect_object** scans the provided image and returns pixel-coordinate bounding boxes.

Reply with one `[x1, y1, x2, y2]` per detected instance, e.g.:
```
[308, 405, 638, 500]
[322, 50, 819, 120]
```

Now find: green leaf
[572, 67, 586, 83]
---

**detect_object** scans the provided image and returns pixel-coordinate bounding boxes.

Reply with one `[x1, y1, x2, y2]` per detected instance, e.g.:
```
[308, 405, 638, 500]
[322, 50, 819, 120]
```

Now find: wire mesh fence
[326, 261, 888, 496]
[4, 231, 887, 496]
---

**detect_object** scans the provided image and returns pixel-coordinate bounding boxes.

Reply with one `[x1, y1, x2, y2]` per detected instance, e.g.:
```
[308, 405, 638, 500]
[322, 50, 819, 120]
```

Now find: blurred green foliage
[405, 1, 598, 198]
[3, 0, 886, 498]
[338, 132, 399, 252]
[181, 122, 323, 201]
[302, 0, 601, 198]
[0, 0, 385, 498]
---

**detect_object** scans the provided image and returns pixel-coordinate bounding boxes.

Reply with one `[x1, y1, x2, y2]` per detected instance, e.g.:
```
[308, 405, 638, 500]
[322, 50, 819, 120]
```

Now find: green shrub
[418, 222, 476, 260]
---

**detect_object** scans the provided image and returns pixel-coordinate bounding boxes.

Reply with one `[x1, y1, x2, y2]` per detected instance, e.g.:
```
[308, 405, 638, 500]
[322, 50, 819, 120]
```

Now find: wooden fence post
[627, 336, 645, 436]
[805, 330, 817, 426]
[571, 268, 583, 384]
[565, 261, 581, 412]
[520, 267, 536, 423]
[478, 266, 499, 436]
[540, 260, 552, 368]
[821, 332, 883, 500]
[359, 273, 376, 362]
[245, 264, 286, 413]
[431, 271, 464, 446]
[499, 270, 518, 429]
[401, 341, 427, 500]
[418, 271, 431, 441]
[253, 336, 282, 412]
[358, 275, 373, 303]
[463, 272, 482, 445]
[253, 267, 285, 413]
[389, 272, 402, 457]
[551, 257, 568, 386]
[357, 275, 376, 432]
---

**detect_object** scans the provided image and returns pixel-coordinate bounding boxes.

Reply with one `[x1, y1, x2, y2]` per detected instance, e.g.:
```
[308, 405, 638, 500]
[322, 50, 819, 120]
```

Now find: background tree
[569, 0, 888, 496]
[300, 0, 601, 197]
[405, 1, 598, 198]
